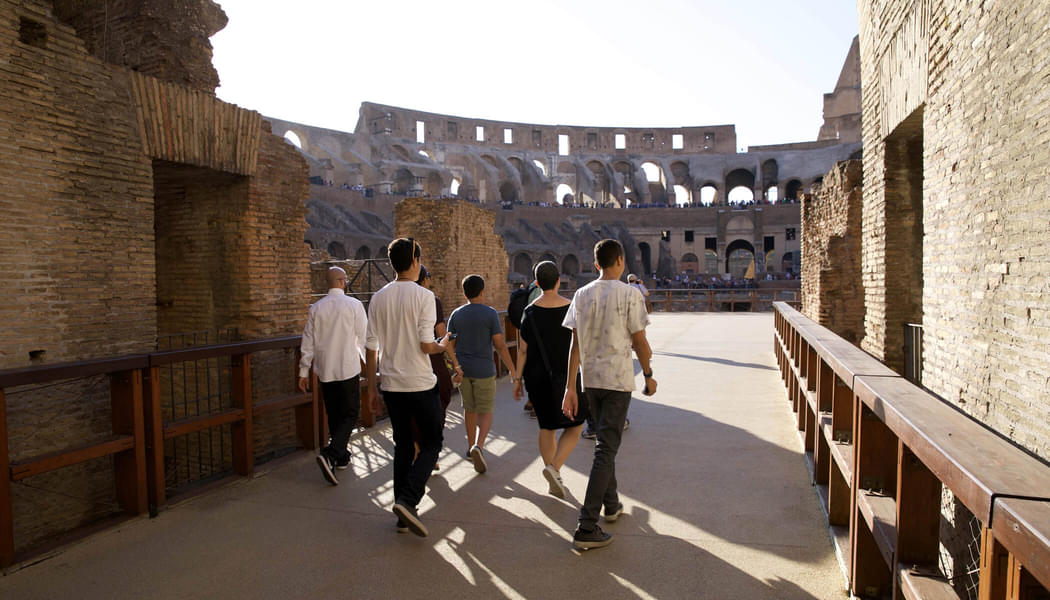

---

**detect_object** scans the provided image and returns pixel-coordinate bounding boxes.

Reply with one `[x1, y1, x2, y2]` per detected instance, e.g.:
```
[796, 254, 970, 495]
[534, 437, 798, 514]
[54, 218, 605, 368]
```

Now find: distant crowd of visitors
[298, 237, 654, 550]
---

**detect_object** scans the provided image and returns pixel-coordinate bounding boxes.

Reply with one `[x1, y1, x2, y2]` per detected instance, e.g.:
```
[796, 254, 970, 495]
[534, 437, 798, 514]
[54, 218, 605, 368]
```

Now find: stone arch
[725, 239, 755, 277]
[391, 144, 412, 161]
[725, 215, 754, 235]
[562, 254, 580, 276]
[424, 171, 443, 196]
[638, 242, 652, 275]
[785, 179, 803, 200]
[726, 168, 755, 203]
[698, 183, 719, 205]
[539, 253, 557, 264]
[555, 183, 574, 205]
[500, 181, 519, 203]
[283, 130, 304, 150]
[704, 249, 718, 274]
[327, 241, 347, 260]
[681, 252, 699, 274]
[393, 167, 415, 194]
[355, 245, 371, 260]
[513, 252, 533, 277]
[782, 251, 795, 273]
[761, 159, 778, 187]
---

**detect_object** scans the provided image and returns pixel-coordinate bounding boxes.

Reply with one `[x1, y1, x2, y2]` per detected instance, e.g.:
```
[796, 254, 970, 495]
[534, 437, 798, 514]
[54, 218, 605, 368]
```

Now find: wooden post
[110, 369, 147, 515]
[894, 441, 941, 596]
[0, 389, 13, 567]
[231, 354, 253, 477]
[143, 366, 166, 514]
[315, 371, 329, 446]
[664, 291, 671, 312]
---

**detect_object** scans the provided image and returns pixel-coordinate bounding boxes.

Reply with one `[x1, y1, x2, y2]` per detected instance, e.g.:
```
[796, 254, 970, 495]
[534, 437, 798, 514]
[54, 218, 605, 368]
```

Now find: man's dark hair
[594, 239, 623, 269]
[388, 238, 420, 273]
[416, 265, 430, 284]
[462, 274, 485, 299]
[534, 261, 560, 291]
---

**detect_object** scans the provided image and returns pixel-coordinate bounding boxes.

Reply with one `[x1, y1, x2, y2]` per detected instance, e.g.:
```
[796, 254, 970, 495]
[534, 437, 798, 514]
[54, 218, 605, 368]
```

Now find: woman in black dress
[512, 261, 588, 499]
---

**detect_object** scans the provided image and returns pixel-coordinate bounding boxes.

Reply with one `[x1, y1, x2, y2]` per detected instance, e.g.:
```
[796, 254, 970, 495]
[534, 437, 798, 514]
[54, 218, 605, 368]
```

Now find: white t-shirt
[365, 281, 438, 393]
[562, 279, 650, 392]
[629, 281, 649, 297]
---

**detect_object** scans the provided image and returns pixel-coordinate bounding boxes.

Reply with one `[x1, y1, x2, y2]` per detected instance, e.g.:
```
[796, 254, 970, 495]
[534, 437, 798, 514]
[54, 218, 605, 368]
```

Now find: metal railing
[650, 288, 799, 312]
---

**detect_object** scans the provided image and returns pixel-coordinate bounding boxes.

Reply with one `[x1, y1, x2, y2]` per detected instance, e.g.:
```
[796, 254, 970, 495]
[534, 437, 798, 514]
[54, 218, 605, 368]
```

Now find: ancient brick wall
[0, 0, 311, 554]
[51, 0, 226, 92]
[395, 198, 509, 315]
[800, 160, 864, 344]
[859, 0, 1050, 461]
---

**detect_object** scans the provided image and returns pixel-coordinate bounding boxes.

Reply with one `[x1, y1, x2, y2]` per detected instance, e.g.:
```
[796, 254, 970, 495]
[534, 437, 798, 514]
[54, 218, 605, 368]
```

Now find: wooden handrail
[0, 333, 316, 567]
[772, 302, 1050, 597]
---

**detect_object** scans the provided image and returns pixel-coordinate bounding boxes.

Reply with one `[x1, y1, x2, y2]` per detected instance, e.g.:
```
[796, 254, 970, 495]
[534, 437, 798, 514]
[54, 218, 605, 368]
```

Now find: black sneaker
[623, 418, 630, 432]
[392, 501, 428, 537]
[573, 525, 613, 550]
[582, 429, 597, 440]
[335, 459, 351, 471]
[604, 503, 624, 522]
[316, 454, 338, 485]
[395, 518, 409, 534]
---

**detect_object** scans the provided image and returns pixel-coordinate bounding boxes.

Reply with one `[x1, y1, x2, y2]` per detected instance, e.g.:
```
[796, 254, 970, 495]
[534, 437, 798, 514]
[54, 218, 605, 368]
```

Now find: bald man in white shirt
[299, 266, 369, 486]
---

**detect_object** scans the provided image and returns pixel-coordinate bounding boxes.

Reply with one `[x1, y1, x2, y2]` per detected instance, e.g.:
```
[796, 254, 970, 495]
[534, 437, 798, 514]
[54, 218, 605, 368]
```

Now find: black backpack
[507, 283, 535, 329]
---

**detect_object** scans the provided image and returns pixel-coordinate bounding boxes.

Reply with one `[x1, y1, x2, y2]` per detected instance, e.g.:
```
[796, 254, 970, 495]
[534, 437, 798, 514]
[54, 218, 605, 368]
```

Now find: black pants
[320, 376, 361, 464]
[384, 385, 443, 508]
[579, 388, 631, 530]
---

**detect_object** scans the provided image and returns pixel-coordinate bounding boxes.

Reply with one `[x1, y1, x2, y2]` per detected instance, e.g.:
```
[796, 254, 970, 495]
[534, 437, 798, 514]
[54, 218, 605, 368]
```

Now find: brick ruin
[800, 160, 864, 344]
[1, 0, 309, 551]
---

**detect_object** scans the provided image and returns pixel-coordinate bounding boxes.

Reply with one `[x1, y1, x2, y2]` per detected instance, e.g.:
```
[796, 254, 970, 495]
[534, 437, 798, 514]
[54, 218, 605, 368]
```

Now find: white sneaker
[470, 445, 487, 474]
[543, 465, 566, 499]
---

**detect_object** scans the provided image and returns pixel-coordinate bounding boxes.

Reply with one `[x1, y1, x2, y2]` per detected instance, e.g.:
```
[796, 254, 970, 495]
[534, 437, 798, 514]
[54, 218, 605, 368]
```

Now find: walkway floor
[0, 313, 845, 599]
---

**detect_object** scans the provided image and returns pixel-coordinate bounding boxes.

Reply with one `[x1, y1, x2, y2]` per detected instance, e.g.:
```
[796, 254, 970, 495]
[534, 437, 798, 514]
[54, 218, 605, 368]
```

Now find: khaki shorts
[460, 376, 496, 414]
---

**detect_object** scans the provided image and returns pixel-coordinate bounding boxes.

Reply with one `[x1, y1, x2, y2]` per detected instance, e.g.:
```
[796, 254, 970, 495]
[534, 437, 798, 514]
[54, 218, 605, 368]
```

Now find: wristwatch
[643, 369, 653, 378]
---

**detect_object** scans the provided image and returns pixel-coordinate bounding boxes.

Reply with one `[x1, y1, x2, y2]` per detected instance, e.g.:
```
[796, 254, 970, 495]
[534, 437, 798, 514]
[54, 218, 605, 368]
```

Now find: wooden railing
[774, 302, 1050, 599]
[651, 288, 799, 312]
[0, 336, 319, 567]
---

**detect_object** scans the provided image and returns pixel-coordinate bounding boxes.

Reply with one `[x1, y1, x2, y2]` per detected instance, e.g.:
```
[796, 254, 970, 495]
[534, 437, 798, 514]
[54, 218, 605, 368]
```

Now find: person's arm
[492, 333, 515, 373]
[365, 348, 379, 412]
[297, 309, 315, 393]
[418, 294, 447, 354]
[562, 329, 581, 418]
[512, 338, 528, 401]
[630, 330, 656, 396]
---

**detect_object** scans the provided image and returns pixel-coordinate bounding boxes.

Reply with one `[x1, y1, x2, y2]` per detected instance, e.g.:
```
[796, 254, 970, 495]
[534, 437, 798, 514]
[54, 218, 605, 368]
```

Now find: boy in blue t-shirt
[447, 274, 516, 474]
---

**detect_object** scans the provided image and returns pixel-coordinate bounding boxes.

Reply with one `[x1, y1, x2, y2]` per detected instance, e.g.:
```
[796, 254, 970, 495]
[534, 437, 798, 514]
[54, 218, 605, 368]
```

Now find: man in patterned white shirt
[562, 239, 657, 550]
[298, 266, 369, 486]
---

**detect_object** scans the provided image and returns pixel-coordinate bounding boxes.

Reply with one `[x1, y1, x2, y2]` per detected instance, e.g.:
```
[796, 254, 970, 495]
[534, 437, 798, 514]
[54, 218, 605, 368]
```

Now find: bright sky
[212, 1, 858, 150]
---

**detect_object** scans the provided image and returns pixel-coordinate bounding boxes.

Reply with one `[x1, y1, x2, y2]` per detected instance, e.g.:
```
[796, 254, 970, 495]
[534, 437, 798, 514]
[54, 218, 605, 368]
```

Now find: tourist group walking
[299, 237, 656, 550]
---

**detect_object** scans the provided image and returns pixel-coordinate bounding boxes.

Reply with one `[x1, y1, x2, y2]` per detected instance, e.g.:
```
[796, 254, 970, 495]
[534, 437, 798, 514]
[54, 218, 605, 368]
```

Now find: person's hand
[562, 388, 578, 419]
[297, 376, 309, 394]
[452, 370, 463, 385]
[368, 383, 381, 413]
[513, 378, 523, 401]
[436, 332, 451, 351]
[643, 376, 657, 396]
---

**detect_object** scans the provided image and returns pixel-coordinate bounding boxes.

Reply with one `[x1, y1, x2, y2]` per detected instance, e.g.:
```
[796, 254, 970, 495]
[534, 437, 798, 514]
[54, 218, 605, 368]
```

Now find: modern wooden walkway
[0, 313, 844, 599]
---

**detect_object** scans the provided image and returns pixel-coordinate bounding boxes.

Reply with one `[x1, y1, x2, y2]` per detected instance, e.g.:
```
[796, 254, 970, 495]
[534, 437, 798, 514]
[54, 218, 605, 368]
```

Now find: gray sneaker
[604, 503, 624, 522]
[573, 525, 613, 550]
[543, 465, 566, 499]
[392, 501, 428, 538]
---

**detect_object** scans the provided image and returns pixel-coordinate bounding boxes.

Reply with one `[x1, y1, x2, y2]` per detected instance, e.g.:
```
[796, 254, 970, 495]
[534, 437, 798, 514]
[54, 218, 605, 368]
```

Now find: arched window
[450, 177, 461, 196]
[555, 183, 574, 205]
[785, 179, 803, 200]
[782, 251, 795, 274]
[283, 131, 303, 149]
[513, 253, 533, 277]
[500, 181, 519, 204]
[766, 186, 778, 203]
[728, 186, 754, 204]
[704, 249, 718, 274]
[355, 245, 371, 260]
[725, 239, 755, 278]
[699, 185, 717, 206]
[681, 253, 699, 275]
[562, 254, 580, 276]
[327, 241, 347, 260]
[673, 184, 690, 206]
[539, 253, 557, 264]
[638, 242, 652, 275]
[641, 162, 665, 186]
[533, 160, 547, 177]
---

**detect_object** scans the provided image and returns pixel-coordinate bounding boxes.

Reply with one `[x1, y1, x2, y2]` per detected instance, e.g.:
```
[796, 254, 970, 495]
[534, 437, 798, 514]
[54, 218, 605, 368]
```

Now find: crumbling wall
[396, 198, 508, 315]
[800, 160, 863, 344]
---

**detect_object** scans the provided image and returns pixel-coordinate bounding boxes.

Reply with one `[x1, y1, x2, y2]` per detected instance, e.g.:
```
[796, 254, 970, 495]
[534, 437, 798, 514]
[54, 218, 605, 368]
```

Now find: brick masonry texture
[395, 198, 510, 314]
[801, 160, 864, 344]
[858, 0, 1050, 461]
[1, 0, 310, 553]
